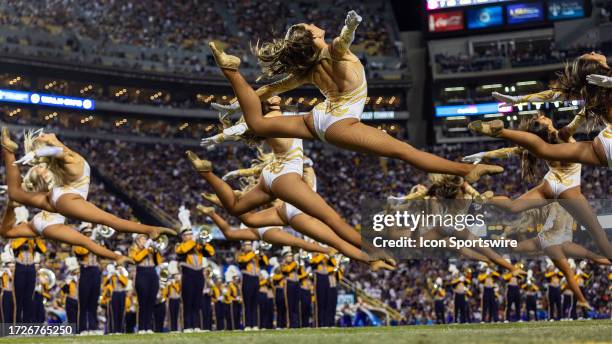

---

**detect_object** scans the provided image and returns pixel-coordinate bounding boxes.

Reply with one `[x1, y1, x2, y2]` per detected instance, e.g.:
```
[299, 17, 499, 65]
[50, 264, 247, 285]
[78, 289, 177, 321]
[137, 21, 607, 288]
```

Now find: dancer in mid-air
[188, 96, 394, 271]
[0, 161, 132, 265]
[468, 52, 611, 168]
[464, 113, 612, 259]
[1, 127, 175, 239]
[207, 10, 503, 183]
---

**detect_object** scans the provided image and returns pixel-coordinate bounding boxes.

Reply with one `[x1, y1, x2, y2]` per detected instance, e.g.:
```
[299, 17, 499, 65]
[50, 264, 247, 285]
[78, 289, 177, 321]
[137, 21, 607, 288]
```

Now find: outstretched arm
[493, 90, 565, 104]
[462, 147, 521, 164]
[255, 73, 308, 101]
[330, 10, 363, 58]
[558, 111, 585, 142]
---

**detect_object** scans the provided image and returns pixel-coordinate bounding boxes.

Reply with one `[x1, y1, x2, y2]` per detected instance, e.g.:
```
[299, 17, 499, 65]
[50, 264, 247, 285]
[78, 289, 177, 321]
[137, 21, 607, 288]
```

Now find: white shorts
[312, 82, 367, 142]
[257, 226, 280, 240]
[31, 211, 66, 235]
[544, 169, 581, 198]
[50, 162, 91, 206]
[597, 126, 612, 167]
[283, 203, 303, 221]
[262, 156, 303, 191]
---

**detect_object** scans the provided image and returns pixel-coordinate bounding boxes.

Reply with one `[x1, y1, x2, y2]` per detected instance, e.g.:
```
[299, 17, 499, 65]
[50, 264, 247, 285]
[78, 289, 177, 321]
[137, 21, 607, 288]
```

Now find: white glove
[222, 170, 241, 181]
[492, 92, 521, 104]
[13, 152, 36, 166]
[178, 205, 192, 230]
[201, 134, 225, 147]
[462, 152, 486, 164]
[586, 74, 612, 88]
[14, 206, 29, 224]
[345, 10, 362, 29]
[222, 122, 248, 137]
[211, 102, 241, 115]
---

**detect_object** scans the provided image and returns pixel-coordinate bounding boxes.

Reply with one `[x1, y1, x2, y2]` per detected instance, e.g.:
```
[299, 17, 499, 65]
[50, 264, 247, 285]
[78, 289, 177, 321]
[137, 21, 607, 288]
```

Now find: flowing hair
[23, 129, 69, 186]
[551, 56, 612, 124]
[22, 164, 55, 193]
[517, 114, 556, 184]
[252, 24, 318, 80]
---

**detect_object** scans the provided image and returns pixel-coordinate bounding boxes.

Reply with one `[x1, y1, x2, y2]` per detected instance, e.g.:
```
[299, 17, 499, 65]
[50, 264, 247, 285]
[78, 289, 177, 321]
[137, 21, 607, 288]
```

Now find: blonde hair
[22, 164, 55, 193]
[23, 129, 69, 186]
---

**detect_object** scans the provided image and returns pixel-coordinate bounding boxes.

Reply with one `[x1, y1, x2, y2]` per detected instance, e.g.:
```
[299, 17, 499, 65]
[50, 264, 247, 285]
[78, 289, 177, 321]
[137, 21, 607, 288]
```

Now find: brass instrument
[340, 277, 404, 324]
[254, 240, 272, 255]
[92, 225, 115, 241]
[196, 226, 213, 244]
[159, 263, 170, 288]
[152, 235, 168, 252]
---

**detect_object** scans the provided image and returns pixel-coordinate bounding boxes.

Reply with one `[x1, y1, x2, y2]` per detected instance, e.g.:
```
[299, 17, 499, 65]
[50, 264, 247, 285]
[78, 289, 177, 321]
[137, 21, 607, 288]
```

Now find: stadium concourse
[0, 0, 609, 341]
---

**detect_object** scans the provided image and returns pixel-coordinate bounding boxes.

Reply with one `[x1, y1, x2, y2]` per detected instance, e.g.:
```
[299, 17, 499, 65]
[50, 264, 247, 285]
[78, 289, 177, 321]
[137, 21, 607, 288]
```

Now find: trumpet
[38, 268, 56, 288]
[196, 226, 213, 244]
[92, 225, 115, 241]
[151, 235, 168, 252]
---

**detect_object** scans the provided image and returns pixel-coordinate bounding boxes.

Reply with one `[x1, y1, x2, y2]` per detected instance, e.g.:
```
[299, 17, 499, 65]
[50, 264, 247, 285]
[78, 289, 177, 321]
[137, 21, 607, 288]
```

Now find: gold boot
[200, 193, 222, 206]
[197, 204, 215, 216]
[468, 119, 504, 137]
[208, 42, 241, 71]
[186, 150, 212, 172]
[464, 164, 504, 183]
[576, 301, 593, 311]
[1, 127, 18, 153]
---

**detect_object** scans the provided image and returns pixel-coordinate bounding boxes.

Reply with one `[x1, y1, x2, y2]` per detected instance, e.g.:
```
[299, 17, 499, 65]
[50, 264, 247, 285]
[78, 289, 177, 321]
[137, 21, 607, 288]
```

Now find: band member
[130, 233, 163, 333]
[61, 258, 79, 327]
[522, 275, 539, 321]
[432, 277, 446, 324]
[236, 241, 263, 330]
[298, 264, 313, 328]
[503, 269, 523, 322]
[545, 265, 564, 321]
[166, 264, 181, 332]
[11, 236, 46, 323]
[222, 279, 234, 330]
[175, 225, 214, 332]
[272, 264, 287, 329]
[326, 255, 340, 327]
[0, 250, 15, 324]
[33, 268, 53, 324]
[73, 223, 100, 333]
[201, 267, 213, 331]
[102, 262, 129, 334]
[450, 266, 470, 323]
[154, 276, 167, 333]
[310, 252, 329, 327]
[227, 266, 242, 330]
[212, 276, 226, 331]
[281, 247, 299, 328]
[125, 287, 138, 333]
[479, 269, 500, 323]
[258, 270, 273, 329]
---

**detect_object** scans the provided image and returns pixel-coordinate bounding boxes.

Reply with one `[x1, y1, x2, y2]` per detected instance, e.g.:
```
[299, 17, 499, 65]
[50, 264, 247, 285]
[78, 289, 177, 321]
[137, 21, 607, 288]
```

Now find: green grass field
[1, 320, 611, 344]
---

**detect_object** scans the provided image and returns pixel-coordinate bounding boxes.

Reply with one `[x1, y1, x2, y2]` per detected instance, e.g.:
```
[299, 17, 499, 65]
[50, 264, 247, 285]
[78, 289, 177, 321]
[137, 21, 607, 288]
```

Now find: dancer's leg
[42, 224, 127, 262]
[499, 129, 602, 166]
[0, 201, 36, 238]
[53, 195, 174, 237]
[559, 189, 612, 259]
[324, 120, 503, 182]
[262, 229, 332, 255]
[289, 214, 373, 264]
[453, 229, 520, 273]
[239, 207, 285, 228]
[218, 68, 314, 140]
[560, 242, 611, 265]
[203, 210, 259, 241]
[1, 146, 53, 212]
[509, 238, 539, 254]
[546, 246, 588, 304]
[271, 174, 360, 248]
[488, 184, 550, 213]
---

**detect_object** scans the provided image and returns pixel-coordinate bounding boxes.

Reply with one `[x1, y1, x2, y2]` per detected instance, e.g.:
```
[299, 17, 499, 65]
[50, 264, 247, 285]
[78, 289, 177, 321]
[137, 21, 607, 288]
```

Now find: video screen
[428, 11, 464, 32]
[466, 6, 504, 29]
[548, 0, 585, 20]
[507, 2, 544, 24]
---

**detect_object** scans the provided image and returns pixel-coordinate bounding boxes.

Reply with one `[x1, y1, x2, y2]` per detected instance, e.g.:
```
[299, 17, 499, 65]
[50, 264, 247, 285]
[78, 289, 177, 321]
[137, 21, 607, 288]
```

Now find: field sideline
[0, 320, 610, 344]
